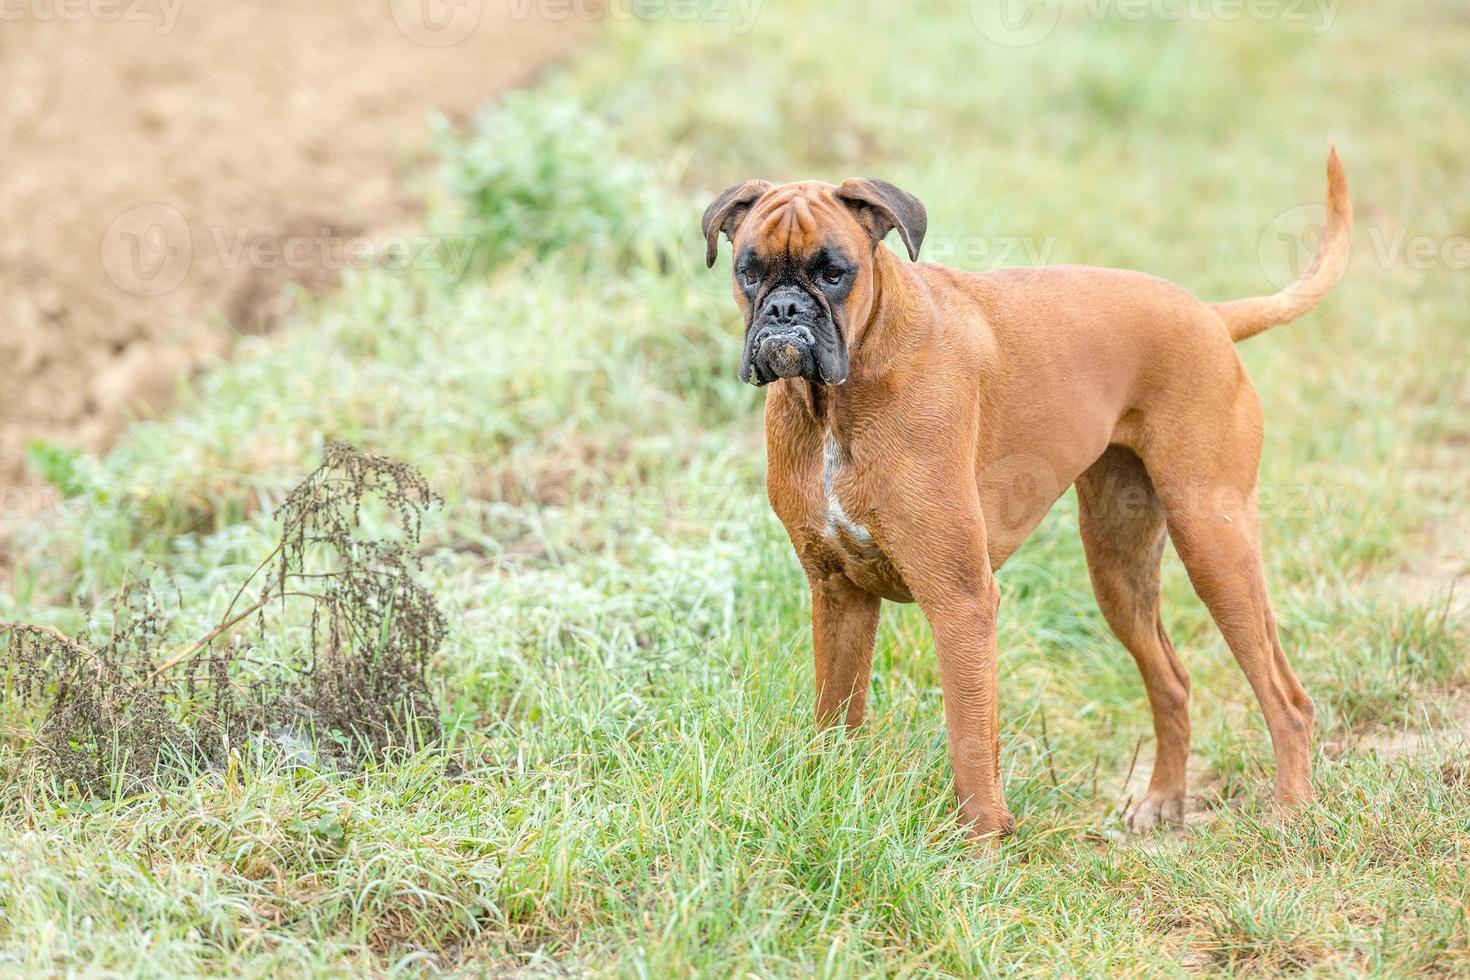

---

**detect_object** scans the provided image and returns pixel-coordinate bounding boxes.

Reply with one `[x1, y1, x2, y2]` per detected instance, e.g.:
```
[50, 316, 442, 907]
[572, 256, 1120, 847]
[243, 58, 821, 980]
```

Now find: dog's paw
[963, 809, 1016, 851]
[1125, 791, 1185, 833]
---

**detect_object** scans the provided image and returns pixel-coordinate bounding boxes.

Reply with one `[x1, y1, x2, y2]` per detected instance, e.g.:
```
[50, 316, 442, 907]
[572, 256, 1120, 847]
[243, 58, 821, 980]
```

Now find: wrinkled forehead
[738, 183, 860, 260]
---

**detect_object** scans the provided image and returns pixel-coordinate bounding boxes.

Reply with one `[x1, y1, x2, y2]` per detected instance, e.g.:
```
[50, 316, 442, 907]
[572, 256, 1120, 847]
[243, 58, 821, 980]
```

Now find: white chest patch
[822, 433, 875, 548]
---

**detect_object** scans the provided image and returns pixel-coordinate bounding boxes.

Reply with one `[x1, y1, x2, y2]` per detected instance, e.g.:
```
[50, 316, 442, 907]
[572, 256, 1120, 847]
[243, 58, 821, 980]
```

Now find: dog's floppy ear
[836, 178, 927, 261]
[701, 180, 772, 267]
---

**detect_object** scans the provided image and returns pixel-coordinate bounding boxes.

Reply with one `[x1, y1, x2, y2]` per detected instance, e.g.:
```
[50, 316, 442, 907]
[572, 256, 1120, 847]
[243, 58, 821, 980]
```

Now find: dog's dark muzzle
[749, 323, 816, 382]
[740, 286, 846, 386]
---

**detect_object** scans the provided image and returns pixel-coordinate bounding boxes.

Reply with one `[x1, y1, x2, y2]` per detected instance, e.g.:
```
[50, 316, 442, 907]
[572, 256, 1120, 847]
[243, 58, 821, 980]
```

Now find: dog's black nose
[764, 297, 801, 322]
[759, 287, 817, 325]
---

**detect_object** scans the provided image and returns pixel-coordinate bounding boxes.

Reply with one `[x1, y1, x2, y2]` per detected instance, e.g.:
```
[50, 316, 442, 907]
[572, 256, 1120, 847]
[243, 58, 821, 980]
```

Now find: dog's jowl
[702, 153, 1351, 842]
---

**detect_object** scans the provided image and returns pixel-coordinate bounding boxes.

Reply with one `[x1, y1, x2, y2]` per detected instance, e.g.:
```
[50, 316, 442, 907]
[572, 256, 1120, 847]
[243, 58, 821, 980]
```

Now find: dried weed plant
[1, 442, 446, 794]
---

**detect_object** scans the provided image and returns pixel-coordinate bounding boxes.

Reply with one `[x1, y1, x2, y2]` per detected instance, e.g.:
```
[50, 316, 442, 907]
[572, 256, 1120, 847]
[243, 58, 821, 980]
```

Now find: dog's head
[701, 178, 926, 386]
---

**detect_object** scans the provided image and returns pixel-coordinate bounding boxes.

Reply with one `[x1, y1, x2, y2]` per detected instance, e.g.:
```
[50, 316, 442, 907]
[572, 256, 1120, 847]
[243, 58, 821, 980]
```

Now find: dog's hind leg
[1144, 392, 1316, 810]
[1076, 446, 1191, 831]
[809, 571, 882, 729]
[1162, 502, 1315, 808]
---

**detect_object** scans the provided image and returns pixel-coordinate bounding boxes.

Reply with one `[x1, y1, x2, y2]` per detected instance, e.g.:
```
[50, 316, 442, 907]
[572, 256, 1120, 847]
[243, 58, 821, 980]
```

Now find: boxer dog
[701, 150, 1351, 840]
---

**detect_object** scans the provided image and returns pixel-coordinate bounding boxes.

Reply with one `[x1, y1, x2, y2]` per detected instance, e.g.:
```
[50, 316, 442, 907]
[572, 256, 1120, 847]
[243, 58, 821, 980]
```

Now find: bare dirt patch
[1396, 440, 1470, 622]
[0, 2, 583, 494]
[1113, 748, 1225, 830]
[1326, 391, 1470, 767]
[1325, 691, 1470, 760]
[1393, 372, 1470, 621]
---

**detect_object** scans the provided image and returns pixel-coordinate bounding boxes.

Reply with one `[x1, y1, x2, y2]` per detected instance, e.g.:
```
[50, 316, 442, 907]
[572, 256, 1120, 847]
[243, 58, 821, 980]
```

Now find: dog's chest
[821, 434, 875, 551]
[805, 434, 912, 602]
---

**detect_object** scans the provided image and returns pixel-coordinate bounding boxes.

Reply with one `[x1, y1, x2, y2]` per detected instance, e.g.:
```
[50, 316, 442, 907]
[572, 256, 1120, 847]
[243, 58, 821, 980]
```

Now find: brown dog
[701, 150, 1351, 839]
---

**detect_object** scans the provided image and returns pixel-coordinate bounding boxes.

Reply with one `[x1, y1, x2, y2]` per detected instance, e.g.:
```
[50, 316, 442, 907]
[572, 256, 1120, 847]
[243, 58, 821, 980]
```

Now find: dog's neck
[797, 244, 928, 433]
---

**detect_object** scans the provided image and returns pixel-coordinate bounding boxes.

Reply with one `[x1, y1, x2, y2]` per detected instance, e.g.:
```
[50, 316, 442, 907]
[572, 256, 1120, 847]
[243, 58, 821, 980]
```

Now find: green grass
[3, 1, 1468, 974]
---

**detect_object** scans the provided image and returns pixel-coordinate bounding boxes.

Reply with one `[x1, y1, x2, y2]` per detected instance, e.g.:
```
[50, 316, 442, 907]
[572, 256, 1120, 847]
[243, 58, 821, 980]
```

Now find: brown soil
[1396, 436, 1470, 621]
[0, 1, 583, 499]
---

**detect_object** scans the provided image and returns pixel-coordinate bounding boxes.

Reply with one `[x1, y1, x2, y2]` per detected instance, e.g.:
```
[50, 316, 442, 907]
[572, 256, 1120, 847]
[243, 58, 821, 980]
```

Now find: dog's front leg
[882, 499, 1014, 842]
[809, 570, 882, 728]
[925, 575, 1013, 842]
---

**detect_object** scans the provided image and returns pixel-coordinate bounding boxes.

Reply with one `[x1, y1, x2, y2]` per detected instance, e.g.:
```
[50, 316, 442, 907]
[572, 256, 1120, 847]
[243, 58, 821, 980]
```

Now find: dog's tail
[1212, 147, 1353, 343]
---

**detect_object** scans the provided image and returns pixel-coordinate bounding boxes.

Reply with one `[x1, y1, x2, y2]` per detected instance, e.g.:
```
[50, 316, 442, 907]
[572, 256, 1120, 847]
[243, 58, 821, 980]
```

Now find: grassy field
[3, 1, 1468, 975]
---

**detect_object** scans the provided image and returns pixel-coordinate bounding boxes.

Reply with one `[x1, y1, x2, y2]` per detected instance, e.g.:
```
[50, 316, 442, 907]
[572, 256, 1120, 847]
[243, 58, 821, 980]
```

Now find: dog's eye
[740, 268, 759, 288]
[822, 266, 845, 285]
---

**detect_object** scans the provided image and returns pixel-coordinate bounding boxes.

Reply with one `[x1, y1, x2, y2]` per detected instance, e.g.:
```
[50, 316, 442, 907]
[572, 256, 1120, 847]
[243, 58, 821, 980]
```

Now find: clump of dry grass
[3, 591, 190, 793]
[1, 442, 445, 794]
